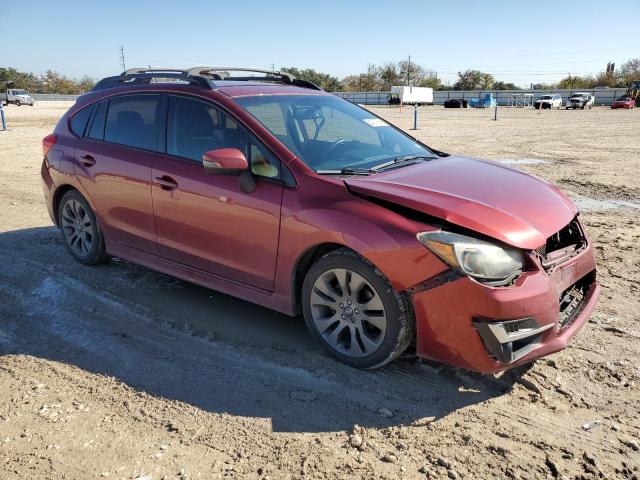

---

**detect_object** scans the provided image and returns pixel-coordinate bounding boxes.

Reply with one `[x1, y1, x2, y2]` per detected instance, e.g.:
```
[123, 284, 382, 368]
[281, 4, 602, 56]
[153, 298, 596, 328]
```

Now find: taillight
[42, 133, 57, 157]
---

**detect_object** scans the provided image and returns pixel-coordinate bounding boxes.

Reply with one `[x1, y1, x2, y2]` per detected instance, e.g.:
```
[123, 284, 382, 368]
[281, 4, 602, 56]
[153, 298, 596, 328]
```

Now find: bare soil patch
[0, 102, 638, 479]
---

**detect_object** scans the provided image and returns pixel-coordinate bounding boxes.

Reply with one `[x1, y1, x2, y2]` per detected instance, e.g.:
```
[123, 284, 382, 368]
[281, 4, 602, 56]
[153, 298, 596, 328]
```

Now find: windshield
[571, 94, 587, 98]
[616, 96, 629, 101]
[13, 89, 28, 95]
[539, 95, 553, 100]
[235, 94, 437, 172]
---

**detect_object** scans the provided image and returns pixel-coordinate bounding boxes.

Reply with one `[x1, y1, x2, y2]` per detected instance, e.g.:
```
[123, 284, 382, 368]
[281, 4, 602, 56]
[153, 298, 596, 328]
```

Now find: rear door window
[104, 94, 161, 150]
[69, 104, 95, 137]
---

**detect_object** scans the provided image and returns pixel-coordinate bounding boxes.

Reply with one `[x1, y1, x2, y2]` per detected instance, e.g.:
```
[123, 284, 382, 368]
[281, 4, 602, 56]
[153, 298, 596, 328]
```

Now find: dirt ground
[0, 101, 638, 480]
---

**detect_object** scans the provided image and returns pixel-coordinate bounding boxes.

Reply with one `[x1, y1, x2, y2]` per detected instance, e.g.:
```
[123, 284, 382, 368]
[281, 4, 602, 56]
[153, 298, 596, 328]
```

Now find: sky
[2, 0, 638, 88]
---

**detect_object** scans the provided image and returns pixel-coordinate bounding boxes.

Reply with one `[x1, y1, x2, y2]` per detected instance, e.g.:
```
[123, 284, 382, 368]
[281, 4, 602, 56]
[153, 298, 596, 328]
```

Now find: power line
[119, 47, 126, 72]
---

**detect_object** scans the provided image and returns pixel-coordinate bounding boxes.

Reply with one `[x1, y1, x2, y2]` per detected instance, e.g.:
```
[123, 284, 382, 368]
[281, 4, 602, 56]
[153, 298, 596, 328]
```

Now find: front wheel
[15, 100, 21, 106]
[58, 190, 109, 265]
[301, 248, 415, 369]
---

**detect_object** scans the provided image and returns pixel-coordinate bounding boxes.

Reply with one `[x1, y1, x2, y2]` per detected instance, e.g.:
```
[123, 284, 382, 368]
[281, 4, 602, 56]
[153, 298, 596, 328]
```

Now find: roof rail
[92, 66, 322, 92]
[189, 67, 322, 91]
[92, 68, 212, 91]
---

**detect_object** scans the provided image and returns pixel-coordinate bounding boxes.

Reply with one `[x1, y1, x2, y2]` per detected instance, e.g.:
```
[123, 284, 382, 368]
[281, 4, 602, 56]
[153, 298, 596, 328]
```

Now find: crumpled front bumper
[411, 240, 599, 373]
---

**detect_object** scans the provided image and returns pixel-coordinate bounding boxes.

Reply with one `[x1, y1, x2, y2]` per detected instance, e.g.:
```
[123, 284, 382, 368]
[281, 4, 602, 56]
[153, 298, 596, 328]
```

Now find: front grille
[536, 217, 586, 270]
[558, 271, 594, 329]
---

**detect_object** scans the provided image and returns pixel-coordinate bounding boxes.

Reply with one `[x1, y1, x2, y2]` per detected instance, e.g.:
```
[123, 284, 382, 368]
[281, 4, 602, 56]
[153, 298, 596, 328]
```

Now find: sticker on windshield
[363, 118, 388, 127]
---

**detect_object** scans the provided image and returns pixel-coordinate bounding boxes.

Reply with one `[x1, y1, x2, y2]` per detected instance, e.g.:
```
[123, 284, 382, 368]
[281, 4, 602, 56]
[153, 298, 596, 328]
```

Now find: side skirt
[107, 243, 295, 316]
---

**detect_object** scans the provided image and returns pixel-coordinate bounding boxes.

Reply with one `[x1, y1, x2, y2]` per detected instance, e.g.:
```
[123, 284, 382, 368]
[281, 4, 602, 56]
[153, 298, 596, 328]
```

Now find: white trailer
[390, 86, 433, 105]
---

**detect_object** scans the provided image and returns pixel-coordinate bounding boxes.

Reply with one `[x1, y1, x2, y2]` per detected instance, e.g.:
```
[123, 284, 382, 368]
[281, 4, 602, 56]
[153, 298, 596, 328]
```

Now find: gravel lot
[0, 101, 639, 480]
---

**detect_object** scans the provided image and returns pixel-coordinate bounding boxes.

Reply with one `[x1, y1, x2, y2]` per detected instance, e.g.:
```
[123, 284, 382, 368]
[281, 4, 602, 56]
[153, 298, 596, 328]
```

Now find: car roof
[215, 81, 329, 98]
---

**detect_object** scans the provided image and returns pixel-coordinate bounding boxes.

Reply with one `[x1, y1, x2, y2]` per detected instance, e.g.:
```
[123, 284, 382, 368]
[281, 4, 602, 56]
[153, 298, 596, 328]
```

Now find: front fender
[273, 184, 447, 306]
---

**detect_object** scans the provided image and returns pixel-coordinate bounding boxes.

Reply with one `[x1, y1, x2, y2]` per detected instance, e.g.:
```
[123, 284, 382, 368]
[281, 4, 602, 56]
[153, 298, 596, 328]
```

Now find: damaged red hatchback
[41, 68, 600, 372]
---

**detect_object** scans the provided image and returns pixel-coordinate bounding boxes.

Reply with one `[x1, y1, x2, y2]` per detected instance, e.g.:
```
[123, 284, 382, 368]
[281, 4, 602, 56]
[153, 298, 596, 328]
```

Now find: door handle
[154, 176, 179, 190]
[79, 154, 96, 166]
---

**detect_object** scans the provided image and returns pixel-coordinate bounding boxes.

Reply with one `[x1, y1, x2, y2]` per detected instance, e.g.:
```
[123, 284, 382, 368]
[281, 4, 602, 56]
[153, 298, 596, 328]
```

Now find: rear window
[104, 94, 161, 150]
[69, 104, 95, 137]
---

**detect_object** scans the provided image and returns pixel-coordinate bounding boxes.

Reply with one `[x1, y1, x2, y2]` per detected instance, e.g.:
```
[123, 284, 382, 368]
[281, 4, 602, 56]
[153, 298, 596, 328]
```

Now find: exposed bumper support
[474, 318, 554, 364]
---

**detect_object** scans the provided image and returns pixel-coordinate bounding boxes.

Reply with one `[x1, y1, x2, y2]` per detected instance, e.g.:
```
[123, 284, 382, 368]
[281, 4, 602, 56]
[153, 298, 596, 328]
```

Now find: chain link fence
[26, 89, 629, 106]
[333, 88, 628, 106]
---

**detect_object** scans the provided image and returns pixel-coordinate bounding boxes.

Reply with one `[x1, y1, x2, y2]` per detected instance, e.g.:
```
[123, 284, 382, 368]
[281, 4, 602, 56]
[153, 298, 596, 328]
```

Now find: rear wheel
[58, 191, 109, 265]
[301, 248, 415, 369]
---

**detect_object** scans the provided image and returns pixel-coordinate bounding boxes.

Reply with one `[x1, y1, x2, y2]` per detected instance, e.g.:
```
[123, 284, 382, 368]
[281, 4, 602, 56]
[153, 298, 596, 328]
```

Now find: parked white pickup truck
[1, 88, 35, 106]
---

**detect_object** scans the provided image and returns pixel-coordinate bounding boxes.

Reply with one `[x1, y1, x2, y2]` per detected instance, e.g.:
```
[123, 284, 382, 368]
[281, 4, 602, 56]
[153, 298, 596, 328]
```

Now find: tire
[58, 190, 109, 265]
[15, 100, 21, 106]
[301, 248, 415, 369]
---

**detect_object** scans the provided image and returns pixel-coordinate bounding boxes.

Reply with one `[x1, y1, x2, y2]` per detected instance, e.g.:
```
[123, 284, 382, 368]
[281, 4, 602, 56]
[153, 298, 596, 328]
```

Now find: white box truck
[390, 86, 433, 106]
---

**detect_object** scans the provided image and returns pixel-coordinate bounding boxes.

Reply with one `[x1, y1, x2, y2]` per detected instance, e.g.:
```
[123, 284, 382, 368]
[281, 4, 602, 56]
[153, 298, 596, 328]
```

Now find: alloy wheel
[310, 268, 387, 357]
[61, 199, 94, 257]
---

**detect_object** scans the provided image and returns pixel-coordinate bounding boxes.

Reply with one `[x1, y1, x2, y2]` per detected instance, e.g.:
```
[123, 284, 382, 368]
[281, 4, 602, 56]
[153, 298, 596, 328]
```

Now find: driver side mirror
[202, 148, 248, 176]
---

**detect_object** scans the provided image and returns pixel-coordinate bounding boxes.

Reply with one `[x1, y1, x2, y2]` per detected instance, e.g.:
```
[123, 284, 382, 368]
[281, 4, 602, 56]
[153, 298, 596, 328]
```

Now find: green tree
[0, 67, 41, 91]
[557, 75, 594, 89]
[77, 75, 96, 93]
[532, 82, 557, 90]
[397, 60, 426, 86]
[454, 70, 494, 90]
[620, 58, 640, 84]
[377, 62, 401, 90]
[493, 81, 520, 90]
[280, 67, 341, 91]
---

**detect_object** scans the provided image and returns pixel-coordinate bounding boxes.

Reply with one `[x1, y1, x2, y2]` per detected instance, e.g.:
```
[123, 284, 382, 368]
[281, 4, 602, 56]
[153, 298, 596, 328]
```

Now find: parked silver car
[566, 92, 594, 110]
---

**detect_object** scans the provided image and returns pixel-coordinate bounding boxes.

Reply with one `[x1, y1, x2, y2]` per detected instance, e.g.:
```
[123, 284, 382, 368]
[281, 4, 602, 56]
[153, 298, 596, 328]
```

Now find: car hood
[344, 156, 577, 249]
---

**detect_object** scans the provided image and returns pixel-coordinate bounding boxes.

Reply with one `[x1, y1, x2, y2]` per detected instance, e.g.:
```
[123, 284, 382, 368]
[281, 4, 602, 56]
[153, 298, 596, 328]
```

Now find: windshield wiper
[316, 167, 373, 176]
[370, 155, 437, 172]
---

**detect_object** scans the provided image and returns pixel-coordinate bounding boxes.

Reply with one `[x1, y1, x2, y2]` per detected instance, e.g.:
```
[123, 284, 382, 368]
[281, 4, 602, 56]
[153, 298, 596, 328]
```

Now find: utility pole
[119, 46, 126, 72]
[271, 63, 275, 72]
[407, 55, 411, 86]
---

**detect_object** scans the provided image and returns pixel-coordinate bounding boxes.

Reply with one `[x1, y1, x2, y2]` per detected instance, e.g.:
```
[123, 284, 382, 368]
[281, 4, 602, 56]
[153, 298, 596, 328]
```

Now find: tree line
[0, 68, 95, 94]
[2, 58, 639, 94]
[283, 58, 640, 91]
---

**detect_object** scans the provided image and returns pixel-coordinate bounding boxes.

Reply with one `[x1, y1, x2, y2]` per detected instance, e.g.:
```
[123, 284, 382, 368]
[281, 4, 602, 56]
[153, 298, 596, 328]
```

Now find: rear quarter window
[88, 101, 108, 140]
[69, 104, 95, 137]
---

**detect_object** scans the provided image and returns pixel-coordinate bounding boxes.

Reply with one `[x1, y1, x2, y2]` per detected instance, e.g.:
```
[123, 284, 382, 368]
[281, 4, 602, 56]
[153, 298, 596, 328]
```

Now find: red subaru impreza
[41, 68, 600, 372]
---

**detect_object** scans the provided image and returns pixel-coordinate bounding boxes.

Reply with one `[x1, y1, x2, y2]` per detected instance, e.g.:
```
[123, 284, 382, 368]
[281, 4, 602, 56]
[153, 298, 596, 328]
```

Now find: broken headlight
[417, 231, 525, 282]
